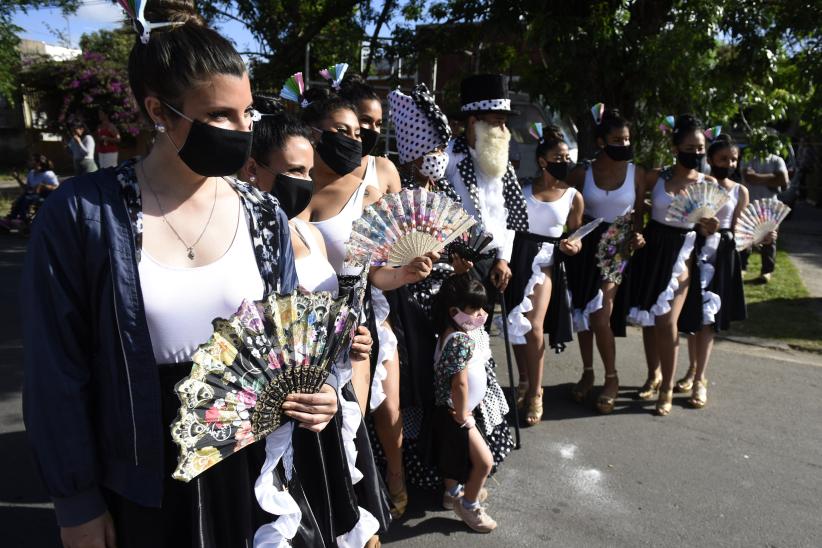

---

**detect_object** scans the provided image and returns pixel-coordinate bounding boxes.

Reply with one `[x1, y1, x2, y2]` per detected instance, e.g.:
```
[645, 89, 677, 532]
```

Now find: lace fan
[346, 188, 476, 266]
[443, 226, 495, 263]
[567, 217, 604, 243]
[734, 197, 791, 251]
[170, 266, 368, 482]
[665, 181, 730, 224]
[596, 214, 634, 284]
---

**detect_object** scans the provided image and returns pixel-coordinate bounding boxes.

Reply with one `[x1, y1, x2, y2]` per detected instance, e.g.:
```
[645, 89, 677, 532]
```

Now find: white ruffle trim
[628, 231, 696, 326]
[335, 361, 380, 546]
[501, 242, 555, 345]
[572, 289, 604, 333]
[255, 360, 379, 547]
[253, 424, 299, 547]
[698, 233, 722, 325]
[369, 287, 396, 411]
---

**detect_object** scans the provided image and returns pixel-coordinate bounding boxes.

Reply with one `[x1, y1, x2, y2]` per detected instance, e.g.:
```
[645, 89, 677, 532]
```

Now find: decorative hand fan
[596, 214, 634, 284]
[170, 267, 368, 482]
[665, 180, 730, 224]
[443, 227, 495, 263]
[567, 217, 604, 243]
[734, 197, 791, 251]
[346, 188, 476, 267]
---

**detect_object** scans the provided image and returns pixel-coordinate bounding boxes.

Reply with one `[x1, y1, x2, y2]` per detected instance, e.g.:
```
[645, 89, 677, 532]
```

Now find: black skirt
[563, 220, 628, 337]
[105, 363, 270, 548]
[504, 231, 574, 352]
[429, 407, 473, 485]
[696, 229, 747, 332]
[628, 220, 702, 333]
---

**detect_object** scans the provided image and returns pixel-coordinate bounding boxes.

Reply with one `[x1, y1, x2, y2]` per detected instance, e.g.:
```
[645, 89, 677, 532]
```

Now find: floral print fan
[346, 188, 476, 266]
[170, 265, 369, 482]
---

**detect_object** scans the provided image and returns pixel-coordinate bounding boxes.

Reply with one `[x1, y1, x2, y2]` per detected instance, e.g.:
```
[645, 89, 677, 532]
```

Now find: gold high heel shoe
[674, 366, 696, 393]
[525, 388, 544, 426]
[516, 379, 529, 409]
[655, 389, 673, 416]
[596, 372, 619, 414]
[571, 367, 594, 403]
[637, 375, 662, 400]
[688, 378, 707, 409]
[388, 481, 408, 519]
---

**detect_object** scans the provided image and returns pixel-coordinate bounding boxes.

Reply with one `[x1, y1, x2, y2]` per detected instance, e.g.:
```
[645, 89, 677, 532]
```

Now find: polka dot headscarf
[389, 84, 452, 165]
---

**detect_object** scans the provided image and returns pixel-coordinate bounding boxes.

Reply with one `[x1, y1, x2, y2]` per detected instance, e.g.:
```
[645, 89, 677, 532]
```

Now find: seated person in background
[1, 154, 59, 229]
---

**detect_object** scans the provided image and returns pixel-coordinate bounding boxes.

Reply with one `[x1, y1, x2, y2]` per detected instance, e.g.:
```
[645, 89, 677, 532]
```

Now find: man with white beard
[437, 74, 529, 298]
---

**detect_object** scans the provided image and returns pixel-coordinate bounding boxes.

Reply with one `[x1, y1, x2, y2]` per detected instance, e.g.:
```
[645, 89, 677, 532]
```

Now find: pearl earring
[249, 175, 256, 183]
[155, 123, 166, 133]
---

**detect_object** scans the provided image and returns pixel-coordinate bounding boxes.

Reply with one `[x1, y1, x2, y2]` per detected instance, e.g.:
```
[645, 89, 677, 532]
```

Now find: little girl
[430, 274, 497, 533]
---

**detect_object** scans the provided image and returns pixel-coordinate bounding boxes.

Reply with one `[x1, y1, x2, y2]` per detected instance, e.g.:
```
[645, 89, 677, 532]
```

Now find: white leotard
[311, 181, 368, 273]
[524, 184, 577, 238]
[291, 218, 338, 294]
[715, 183, 741, 230]
[650, 174, 704, 229]
[139, 208, 264, 364]
[582, 162, 635, 222]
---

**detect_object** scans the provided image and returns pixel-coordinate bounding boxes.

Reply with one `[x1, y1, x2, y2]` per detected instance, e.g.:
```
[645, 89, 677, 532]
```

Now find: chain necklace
[139, 161, 218, 260]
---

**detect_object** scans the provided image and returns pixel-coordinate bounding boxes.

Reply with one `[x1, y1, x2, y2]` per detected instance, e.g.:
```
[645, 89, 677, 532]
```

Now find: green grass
[0, 194, 11, 217]
[727, 249, 822, 352]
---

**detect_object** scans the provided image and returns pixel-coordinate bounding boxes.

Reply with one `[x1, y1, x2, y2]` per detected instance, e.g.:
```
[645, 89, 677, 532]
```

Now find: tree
[0, 1, 79, 103]
[404, 0, 820, 166]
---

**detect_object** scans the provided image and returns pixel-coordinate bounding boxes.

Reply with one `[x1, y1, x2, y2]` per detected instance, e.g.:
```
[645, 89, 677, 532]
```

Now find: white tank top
[291, 218, 339, 295]
[715, 183, 740, 229]
[525, 185, 577, 238]
[650, 174, 704, 229]
[582, 162, 636, 222]
[363, 155, 381, 193]
[139, 210, 265, 364]
[311, 180, 368, 272]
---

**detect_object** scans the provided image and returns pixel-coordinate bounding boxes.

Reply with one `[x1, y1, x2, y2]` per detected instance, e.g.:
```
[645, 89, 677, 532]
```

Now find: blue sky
[12, 0, 258, 52]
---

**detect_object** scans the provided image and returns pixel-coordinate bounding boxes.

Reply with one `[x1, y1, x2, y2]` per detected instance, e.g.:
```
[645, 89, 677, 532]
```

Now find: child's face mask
[453, 308, 488, 331]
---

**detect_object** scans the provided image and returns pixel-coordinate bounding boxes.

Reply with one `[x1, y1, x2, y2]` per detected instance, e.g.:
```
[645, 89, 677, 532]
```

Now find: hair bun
[253, 94, 284, 115]
[144, 0, 205, 26]
[544, 124, 564, 142]
[714, 133, 733, 144]
[302, 87, 331, 104]
[674, 113, 701, 133]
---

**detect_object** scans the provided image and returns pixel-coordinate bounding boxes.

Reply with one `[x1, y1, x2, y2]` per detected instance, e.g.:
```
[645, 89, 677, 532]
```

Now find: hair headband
[529, 122, 545, 143]
[704, 125, 722, 142]
[659, 115, 675, 135]
[118, 0, 184, 45]
[590, 102, 605, 125]
[280, 72, 309, 108]
[319, 63, 349, 91]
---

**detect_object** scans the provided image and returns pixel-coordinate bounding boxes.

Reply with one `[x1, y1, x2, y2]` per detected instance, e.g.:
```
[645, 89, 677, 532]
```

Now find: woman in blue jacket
[21, 2, 338, 546]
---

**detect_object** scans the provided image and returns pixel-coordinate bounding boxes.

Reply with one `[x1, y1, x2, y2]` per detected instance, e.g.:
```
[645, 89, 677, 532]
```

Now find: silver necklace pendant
[187, 247, 195, 260]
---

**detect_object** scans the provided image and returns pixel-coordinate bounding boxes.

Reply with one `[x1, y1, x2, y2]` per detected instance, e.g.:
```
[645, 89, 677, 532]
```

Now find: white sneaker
[442, 487, 488, 510]
[453, 498, 497, 533]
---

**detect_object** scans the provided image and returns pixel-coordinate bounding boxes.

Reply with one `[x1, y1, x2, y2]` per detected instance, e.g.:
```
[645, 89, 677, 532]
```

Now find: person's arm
[496, 229, 515, 263]
[745, 157, 788, 190]
[731, 184, 750, 233]
[441, 333, 474, 424]
[369, 251, 439, 291]
[559, 191, 584, 256]
[375, 156, 402, 194]
[632, 168, 658, 249]
[21, 185, 108, 528]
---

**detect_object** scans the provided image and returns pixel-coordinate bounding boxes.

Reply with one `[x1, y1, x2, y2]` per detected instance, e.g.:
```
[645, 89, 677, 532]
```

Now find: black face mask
[271, 173, 314, 219]
[545, 161, 571, 181]
[604, 144, 634, 162]
[678, 151, 705, 171]
[360, 128, 380, 157]
[711, 165, 733, 180]
[316, 130, 362, 176]
[164, 103, 252, 177]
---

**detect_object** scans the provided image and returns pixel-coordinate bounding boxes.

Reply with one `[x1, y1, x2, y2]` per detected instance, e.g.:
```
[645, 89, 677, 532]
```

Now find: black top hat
[459, 74, 516, 117]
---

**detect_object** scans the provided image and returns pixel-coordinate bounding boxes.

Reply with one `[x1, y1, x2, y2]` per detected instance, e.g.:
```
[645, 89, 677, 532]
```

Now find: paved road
[1, 231, 821, 547]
